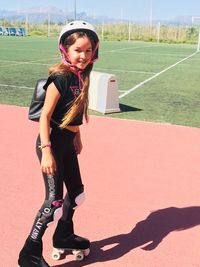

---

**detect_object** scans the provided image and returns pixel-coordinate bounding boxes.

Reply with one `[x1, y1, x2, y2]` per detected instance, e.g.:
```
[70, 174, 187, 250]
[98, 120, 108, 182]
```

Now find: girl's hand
[74, 132, 83, 155]
[41, 149, 56, 175]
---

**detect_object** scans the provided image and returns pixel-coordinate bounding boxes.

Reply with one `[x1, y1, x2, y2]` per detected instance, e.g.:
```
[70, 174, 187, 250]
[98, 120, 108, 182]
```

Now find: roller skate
[18, 238, 50, 267]
[52, 219, 90, 261]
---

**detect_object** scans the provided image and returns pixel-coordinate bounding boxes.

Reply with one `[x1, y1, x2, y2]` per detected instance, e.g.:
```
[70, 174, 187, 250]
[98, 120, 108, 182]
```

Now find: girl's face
[67, 36, 93, 70]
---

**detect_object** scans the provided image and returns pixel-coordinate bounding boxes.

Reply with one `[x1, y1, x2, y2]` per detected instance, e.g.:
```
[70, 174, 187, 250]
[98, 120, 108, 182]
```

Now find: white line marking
[119, 51, 198, 99]
[0, 60, 49, 68]
[0, 84, 34, 90]
[95, 67, 156, 75]
[104, 50, 191, 57]
[102, 44, 160, 53]
[0, 56, 59, 68]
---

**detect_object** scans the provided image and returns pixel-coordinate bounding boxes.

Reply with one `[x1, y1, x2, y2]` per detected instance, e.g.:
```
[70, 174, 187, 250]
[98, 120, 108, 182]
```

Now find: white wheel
[51, 248, 64, 260]
[52, 251, 61, 260]
[72, 250, 84, 261]
[84, 248, 90, 256]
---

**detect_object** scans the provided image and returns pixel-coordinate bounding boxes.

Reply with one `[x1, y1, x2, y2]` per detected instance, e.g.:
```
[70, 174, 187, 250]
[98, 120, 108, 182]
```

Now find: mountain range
[0, 6, 196, 26]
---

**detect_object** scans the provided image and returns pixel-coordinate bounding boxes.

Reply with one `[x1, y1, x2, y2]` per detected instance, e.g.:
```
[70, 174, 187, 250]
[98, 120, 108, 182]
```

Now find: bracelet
[39, 143, 51, 150]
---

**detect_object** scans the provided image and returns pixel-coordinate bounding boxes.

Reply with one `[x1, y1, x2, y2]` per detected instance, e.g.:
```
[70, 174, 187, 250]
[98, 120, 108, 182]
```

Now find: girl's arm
[39, 82, 60, 175]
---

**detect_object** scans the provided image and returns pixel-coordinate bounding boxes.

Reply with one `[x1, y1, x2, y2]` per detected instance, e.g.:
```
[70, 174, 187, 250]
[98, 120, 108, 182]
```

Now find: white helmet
[58, 20, 99, 62]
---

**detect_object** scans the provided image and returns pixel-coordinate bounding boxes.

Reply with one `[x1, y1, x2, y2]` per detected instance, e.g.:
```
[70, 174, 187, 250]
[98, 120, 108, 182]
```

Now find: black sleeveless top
[43, 72, 84, 126]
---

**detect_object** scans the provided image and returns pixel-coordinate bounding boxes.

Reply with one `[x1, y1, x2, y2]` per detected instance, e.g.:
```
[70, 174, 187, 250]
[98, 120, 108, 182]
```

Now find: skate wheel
[72, 250, 84, 261]
[51, 248, 65, 260]
[84, 248, 90, 256]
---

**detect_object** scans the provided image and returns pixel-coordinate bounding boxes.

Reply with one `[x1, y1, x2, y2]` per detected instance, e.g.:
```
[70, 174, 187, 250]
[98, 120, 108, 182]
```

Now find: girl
[18, 21, 99, 267]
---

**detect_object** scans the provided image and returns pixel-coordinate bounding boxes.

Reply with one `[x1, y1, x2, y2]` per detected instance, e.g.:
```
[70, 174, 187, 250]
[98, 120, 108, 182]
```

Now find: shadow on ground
[53, 206, 200, 266]
[119, 103, 142, 113]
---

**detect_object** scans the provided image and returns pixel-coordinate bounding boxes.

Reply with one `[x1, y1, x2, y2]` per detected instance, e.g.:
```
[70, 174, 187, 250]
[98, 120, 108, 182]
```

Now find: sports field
[0, 36, 200, 127]
[1, 36, 200, 267]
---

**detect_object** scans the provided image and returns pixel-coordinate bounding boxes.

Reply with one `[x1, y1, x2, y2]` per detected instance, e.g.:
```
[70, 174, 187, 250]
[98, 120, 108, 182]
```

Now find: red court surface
[1, 104, 200, 267]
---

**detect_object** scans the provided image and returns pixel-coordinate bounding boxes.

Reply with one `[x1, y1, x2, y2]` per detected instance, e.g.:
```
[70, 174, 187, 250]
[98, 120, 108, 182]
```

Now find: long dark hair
[49, 31, 96, 127]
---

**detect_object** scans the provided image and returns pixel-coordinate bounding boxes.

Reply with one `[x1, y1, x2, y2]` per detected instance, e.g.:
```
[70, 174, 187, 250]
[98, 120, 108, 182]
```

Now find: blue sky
[1, 0, 200, 21]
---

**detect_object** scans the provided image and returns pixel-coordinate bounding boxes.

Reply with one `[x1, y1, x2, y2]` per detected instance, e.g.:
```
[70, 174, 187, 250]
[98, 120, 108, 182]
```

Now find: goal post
[192, 16, 200, 52]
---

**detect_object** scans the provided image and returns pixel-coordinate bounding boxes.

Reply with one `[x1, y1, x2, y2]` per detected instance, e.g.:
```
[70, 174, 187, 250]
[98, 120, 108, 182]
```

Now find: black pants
[29, 127, 84, 241]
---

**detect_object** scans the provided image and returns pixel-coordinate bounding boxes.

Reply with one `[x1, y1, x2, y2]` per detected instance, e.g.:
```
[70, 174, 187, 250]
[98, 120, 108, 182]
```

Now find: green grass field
[0, 36, 200, 127]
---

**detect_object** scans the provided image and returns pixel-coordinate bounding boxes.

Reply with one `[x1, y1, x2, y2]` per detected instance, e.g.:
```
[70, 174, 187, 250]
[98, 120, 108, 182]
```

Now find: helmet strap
[59, 44, 74, 67]
[59, 44, 84, 89]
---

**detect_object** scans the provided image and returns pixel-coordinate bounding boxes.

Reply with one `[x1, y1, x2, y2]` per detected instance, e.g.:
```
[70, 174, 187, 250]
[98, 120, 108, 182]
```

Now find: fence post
[157, 22, 160, 43]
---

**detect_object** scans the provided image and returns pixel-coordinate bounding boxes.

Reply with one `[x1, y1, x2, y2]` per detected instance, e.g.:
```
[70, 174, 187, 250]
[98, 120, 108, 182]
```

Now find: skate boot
[18, 238, 50, 267]
[52, 219, 90, 261]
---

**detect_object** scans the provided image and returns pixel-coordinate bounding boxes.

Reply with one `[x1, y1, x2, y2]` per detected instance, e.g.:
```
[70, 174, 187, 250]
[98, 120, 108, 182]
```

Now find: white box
[89, 71, 120, 114]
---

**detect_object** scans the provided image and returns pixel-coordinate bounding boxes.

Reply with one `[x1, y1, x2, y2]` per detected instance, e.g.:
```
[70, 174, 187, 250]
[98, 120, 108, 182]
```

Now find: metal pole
[197, 28, 200, 52]
[149, 0, 153, 35]
[157, 22, 160, 43]
[25, 14, 28, 36]
[102, 19, 104, 41]
[128, 22, 131, 41]
[120, 8, 123, 23]
[47, 14, 50, 37]
[74, 0, 77, 20]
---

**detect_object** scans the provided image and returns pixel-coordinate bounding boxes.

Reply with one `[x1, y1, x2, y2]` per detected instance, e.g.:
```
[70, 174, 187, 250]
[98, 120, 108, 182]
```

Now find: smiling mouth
[78, 61, 89, 66]
[79, 60, 88, 63]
